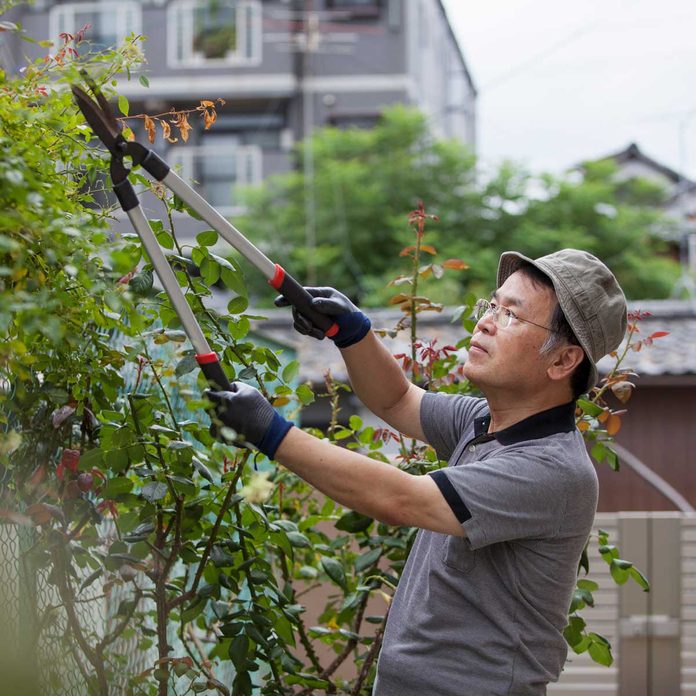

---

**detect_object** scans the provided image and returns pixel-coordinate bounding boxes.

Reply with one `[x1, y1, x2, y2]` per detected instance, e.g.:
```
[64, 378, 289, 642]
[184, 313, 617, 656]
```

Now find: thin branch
[276, 550, 323, 675]
[146, 351, 181, 433]
[234, 500, 285, 691]
[187, 624, 216, 679]
[50, 542, 109, 695]
[161, 497, 184, 581]
[296, 591, 372, 696]
[99, 586, 143, 651]
[169, 451, 249, 611]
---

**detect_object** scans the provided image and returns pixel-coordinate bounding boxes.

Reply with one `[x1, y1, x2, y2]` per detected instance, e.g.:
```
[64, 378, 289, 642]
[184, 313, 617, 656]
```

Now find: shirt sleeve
[420, 392, 485, 461]
[431, 449, 568, 550]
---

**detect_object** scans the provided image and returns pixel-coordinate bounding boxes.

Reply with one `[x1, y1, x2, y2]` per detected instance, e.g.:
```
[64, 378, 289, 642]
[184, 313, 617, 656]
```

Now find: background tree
[238, 108, 679, 305]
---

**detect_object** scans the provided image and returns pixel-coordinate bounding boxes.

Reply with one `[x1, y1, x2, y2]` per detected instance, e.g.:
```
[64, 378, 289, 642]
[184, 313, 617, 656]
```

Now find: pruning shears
[71, 77, 338, 391]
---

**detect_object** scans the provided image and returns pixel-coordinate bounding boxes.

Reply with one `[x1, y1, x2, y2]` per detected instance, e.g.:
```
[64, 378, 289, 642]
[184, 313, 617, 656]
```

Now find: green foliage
[238, 110, 680, 304]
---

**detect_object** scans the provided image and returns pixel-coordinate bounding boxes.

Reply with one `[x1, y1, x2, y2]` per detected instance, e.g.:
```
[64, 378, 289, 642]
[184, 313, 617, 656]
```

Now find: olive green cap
[497, 249, 627, 394]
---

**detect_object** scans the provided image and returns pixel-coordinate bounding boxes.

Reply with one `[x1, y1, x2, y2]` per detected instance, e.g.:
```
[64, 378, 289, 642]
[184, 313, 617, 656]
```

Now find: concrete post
[618, 513, 681, 696]
[618, 513, 650, 695]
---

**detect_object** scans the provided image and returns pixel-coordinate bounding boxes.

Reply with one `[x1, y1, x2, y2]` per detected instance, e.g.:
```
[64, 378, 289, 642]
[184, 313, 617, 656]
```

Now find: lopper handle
[196, 353, 234, 392]
[268, 265, 339, 338]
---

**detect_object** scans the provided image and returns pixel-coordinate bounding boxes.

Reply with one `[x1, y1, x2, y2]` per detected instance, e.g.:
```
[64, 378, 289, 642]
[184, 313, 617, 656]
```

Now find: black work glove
[274, 287, 371, 348]
[206, 383, 293, 459]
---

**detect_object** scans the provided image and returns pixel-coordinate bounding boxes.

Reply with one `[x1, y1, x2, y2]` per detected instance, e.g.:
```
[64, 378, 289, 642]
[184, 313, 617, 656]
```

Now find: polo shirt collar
[473, 401, 576, 446]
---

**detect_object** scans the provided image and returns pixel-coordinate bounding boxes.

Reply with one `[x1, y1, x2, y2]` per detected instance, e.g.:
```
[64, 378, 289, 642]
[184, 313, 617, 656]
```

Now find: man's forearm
[274, 428, 463, 536]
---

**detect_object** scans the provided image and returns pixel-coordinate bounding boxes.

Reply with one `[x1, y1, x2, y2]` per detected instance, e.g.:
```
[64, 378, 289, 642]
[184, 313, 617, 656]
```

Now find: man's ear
[547, 344, 585, 383]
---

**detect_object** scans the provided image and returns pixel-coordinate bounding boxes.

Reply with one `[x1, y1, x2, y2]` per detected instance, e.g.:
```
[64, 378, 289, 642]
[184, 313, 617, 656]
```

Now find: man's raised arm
[275, 287, 426, 442]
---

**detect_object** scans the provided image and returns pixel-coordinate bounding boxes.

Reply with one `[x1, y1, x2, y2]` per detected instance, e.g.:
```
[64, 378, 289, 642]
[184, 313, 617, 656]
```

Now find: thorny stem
[153, 507, 172, 696]
[66, 637, 93, 689]
[404, 204, 432, 458]
[312, 595, 369, 690]
[40, 592, 109, 616]
[296, 558, 384, 696]
[181, 450, 250, 605]
[161, 497, 184, 583]
[179, 620, 207, 677]
[409, 215, 423, 379]
[186, 623, 216, 678]
[168, 461, 245, 613]
[350, 605, 390, 696]
[117, 99, 224, 128]
[277, 550, 324, 675]
[233, 501, 286, 691]
[100, 585, 143, 651]
[324, 370, 341, 436]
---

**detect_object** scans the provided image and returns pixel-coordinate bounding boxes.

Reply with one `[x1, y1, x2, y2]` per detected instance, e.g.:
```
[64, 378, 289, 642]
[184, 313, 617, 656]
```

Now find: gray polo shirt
[374, 393, 598, 696]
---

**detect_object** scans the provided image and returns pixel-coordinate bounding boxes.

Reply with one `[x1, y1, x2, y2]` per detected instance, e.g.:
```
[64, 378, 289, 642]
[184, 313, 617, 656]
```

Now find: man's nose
[475, 311, 496, 335]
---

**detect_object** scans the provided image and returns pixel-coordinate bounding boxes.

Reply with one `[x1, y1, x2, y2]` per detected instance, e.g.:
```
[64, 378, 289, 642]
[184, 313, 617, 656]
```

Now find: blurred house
[602, 142, 696, 226]
[247, 300, 696, 513]
[596, 142, 696, 295]
[2, 0, 476, 237]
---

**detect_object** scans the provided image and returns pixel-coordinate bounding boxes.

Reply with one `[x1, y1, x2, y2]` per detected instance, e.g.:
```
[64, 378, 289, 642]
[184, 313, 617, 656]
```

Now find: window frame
[166, 0, 262, 68]
[168, 143, 263, 215]
[49, 1, 142, 53]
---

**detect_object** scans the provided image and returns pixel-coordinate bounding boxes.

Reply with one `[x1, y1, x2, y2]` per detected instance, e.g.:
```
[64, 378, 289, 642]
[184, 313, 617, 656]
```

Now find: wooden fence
[550, 512, 696, 696]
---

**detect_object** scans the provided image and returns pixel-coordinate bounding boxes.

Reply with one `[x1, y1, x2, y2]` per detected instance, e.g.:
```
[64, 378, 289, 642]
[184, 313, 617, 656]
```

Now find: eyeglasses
[473, 298, 557, 333]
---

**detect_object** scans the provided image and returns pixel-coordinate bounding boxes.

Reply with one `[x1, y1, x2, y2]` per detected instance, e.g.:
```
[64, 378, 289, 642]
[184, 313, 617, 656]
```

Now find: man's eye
[503, 307, 514, 319]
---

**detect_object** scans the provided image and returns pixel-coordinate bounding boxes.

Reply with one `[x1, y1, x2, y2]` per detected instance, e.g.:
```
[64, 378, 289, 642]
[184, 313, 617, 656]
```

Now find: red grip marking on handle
[325, 323, 339, 338]
[196, 352, 219, 365]
[268, 263, 285, 290]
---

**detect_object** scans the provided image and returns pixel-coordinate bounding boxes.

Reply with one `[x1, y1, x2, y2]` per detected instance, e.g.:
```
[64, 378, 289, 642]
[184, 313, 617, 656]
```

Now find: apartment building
[3, 0, 476, 222]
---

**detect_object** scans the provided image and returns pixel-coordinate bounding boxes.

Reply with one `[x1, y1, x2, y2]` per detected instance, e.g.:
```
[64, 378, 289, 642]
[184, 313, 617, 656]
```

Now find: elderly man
[208, 249, 627, 695]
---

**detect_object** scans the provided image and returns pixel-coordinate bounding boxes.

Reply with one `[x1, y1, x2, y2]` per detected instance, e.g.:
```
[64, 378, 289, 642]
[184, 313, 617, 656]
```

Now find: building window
[168, 140, 262, 213]
[49, 2, 141, 52]
[326, 0, 380, 18]
[327, 0, 380, 7]
[328, 113, 379, 130]
[167, 0, 262, 67]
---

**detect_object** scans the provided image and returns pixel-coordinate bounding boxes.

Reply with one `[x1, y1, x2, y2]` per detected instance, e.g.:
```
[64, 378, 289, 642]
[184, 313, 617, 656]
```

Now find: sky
[441, 0, 696, 180]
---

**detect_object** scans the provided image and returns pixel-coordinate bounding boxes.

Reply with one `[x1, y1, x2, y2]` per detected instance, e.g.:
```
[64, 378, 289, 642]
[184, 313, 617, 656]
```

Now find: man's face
[462, 270, 559, 393]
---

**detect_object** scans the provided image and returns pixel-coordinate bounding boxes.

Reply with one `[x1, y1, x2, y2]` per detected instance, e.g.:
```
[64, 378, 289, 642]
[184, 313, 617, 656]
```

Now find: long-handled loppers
[71, 77, 337, 391]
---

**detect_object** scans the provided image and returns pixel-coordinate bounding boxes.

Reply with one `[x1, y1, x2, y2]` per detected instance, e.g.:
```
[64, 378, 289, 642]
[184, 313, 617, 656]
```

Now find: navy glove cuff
[257, 411, 294, 459]
[333, 312, 371, 348]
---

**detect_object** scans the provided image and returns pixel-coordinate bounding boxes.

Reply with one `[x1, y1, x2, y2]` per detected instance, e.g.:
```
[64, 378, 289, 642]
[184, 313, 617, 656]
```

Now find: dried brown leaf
[144, 114, 156, 144]
[611, 380, 634, 405]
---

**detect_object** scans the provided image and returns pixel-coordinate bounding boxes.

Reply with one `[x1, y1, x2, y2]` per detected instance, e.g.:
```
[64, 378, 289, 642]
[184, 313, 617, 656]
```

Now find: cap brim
[496, 251, 598, 394]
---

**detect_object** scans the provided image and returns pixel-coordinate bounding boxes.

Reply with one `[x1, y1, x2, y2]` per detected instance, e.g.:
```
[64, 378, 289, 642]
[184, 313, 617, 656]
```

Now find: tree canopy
[238, 107, 680, 305]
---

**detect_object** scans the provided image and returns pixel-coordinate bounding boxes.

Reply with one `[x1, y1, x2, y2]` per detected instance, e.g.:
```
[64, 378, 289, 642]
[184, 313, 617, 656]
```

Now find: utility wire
[480, 20, 600, 91]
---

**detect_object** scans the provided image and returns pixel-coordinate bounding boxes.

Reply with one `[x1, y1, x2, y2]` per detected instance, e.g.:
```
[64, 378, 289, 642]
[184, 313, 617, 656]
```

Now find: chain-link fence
[1, 522, 95, 694]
